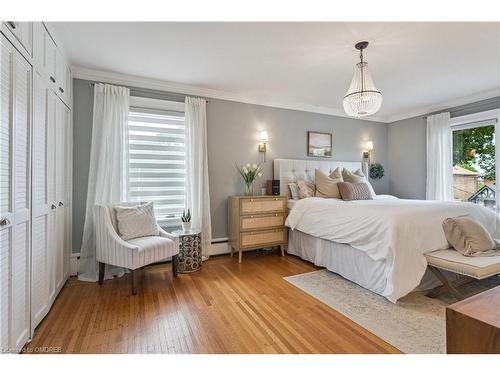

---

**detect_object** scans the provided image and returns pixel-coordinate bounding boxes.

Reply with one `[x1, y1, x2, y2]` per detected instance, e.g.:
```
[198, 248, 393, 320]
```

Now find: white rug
[284, 270, 500, 354]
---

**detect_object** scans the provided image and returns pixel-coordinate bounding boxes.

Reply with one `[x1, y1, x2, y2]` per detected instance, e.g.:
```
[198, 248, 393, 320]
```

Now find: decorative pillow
[288, 182, 300, 200]
[342, 168, 377, 197]
[337, 182, 373, 201]
[114, 202, 159, 241]
[296, 179, 315, 199]
[315, 168, 343, 198]
[442, 216, 497, 256]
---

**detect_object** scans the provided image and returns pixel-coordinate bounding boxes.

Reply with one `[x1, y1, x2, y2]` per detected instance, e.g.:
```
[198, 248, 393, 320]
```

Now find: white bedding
[285, 197, 500, 302]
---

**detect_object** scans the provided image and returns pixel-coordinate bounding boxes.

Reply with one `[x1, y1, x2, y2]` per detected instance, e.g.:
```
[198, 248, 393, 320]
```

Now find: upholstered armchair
[95, 203, 180, 294]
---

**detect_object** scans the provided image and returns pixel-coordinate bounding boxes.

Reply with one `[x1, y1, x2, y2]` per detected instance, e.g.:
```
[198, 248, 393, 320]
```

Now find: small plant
[181, 209, 191, 223]
[369, 163, 385, 180]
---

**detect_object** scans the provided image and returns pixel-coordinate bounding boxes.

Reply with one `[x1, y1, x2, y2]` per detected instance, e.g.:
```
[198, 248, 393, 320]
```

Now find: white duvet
[285, 197, 500, 302]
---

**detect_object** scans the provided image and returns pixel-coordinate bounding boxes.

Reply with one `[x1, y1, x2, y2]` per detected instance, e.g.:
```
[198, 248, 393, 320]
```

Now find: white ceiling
[50, 22, 500, 122]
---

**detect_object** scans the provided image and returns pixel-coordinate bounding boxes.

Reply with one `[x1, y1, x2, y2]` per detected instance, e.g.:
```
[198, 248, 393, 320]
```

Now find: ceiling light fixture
[343, 41, 382, 117]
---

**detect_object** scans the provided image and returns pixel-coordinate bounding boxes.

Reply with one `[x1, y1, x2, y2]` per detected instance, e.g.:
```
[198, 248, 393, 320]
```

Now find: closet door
[0, 32, 15, 353]
[31, 71, 50, 330]
[0, 33, 32, 351]
[54, 98, 68, 292]
[46, 92, 57, 304]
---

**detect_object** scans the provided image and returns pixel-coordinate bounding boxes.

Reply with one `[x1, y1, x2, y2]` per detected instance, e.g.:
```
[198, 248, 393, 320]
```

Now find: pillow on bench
[442, 216, 497, 257]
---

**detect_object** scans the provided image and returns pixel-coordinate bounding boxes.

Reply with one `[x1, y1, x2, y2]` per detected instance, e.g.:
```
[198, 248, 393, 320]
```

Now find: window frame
[128, 96, 186, 228]
[450, 109, 500, 213]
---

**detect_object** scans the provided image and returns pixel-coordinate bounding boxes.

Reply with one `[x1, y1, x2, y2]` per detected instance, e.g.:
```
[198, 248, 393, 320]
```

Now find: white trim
[70, 253, 80, 276]
[450, 109, 500, 128]
[450, 109, 500, 214]
[72, 66, 389, 123]
[387, 90, 500, 124]
[130, 96, 184, 112]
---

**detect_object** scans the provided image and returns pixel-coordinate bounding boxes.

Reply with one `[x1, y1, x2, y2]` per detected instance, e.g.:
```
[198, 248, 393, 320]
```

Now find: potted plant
[369, 163, 385, 180]
[181, 209, 191, 232]
[237, 163, 264, 196]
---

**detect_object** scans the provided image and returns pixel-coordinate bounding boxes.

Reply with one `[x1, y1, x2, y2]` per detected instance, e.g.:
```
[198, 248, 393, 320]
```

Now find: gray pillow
[337, 182, 373, 201]
[442, 216, 496, 256]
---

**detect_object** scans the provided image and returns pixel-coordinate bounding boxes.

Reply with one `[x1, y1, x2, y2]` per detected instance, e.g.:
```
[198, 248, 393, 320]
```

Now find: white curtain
[78, 84, 130, 281]
[185, 97, 212, 255]
[426, 112, 453, 201]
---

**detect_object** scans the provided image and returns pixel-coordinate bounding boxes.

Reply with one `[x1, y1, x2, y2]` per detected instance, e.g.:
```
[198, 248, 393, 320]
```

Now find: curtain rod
[87, 82, 209, 103]
[422, 98, 500, 119]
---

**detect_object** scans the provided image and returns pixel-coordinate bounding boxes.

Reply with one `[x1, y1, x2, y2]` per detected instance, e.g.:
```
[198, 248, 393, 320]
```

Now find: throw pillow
[442, 216, 496, 256]
[297, 179, 315, 199]
[337, 182, 373, 201]
[115, 202, 159, 240]
[314, 168, 343, 198]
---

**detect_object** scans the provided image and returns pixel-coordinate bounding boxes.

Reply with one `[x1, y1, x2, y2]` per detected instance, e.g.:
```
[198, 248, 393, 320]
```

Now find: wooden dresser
[446, 285, 500, 353]
[228, 195, 287, 263]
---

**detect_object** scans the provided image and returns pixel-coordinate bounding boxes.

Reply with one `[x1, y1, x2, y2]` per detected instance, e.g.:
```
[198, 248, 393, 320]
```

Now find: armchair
[95, 203, 180, 294]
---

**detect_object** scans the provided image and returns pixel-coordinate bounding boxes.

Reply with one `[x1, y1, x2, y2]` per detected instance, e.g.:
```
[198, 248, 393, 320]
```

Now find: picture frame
[307, 131, 332, 158]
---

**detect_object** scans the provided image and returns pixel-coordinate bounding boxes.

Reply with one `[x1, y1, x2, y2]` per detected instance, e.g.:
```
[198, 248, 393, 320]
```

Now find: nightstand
[228, 195, 287, 263]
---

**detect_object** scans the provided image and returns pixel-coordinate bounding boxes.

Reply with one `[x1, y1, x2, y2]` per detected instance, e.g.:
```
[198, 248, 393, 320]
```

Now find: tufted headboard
[273, 158, 368, 198]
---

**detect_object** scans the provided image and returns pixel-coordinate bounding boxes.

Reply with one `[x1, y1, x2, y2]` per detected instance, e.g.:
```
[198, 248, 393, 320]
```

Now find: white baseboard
[70, 253, 80, 276]
[209, 239, 231, 256]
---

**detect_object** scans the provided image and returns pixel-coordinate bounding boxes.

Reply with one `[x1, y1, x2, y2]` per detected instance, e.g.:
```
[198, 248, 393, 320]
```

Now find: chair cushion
[425, 249, 500, 279]
[115, 202, 159, 240]
[127, 236, 178, 269]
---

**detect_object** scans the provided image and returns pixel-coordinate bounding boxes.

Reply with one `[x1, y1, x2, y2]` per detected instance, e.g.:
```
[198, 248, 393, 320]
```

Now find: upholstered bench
[425, 249, 500, 300]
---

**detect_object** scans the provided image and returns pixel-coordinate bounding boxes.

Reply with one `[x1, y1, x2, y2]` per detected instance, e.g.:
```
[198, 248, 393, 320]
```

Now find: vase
[182, 222, 191, 232]
[244, 181, 254, 196]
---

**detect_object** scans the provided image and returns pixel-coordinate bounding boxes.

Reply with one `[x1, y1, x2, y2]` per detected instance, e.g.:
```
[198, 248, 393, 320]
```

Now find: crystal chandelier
[343, 41, 382, 117]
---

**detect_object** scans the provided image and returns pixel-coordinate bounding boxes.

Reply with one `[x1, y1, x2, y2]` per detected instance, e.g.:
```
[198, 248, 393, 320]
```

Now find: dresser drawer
[240, 229, 285, 248]
[241, 213, 284, 230]
[240, 197, 285, 214]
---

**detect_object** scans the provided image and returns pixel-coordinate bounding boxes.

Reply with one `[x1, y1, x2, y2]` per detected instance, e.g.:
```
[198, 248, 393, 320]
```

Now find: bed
[274, 158, 500, 302]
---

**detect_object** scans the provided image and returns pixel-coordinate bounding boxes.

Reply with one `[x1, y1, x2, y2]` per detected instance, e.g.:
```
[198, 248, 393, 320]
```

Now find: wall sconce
[259, 131, 268, 162]
[363, 140, 373, 163]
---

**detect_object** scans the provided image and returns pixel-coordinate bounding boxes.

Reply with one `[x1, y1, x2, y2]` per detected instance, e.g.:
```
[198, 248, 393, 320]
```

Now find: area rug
[284, 270, 500, 354]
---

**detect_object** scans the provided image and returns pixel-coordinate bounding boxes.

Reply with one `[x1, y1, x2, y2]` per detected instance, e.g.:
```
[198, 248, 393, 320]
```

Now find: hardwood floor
[26, 250, 399, 354]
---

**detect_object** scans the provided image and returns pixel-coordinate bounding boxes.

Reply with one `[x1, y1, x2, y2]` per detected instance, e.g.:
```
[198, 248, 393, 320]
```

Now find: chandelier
[343, 41, 382, 117]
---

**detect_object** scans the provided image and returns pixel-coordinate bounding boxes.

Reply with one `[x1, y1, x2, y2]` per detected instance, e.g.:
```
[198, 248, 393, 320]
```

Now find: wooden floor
[26, 251, 399, 353]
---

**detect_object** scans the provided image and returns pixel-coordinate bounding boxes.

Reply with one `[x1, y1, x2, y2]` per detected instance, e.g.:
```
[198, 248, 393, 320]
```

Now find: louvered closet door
[0, 33, 15, 352]
[54, 97, 67, 292]
[46, 91, 57, 304]
[0, 33, 32, 351]
[31, 71, 50, 330]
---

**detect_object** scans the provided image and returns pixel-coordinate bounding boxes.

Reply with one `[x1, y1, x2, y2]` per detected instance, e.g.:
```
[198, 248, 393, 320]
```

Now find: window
[451, 110, 499, 213]
[128, 97, 186, 226]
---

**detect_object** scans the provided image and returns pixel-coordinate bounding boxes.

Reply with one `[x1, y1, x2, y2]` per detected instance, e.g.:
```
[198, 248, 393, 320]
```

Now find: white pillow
[114, 202, 159, 240]
[288, 182, 300, 200]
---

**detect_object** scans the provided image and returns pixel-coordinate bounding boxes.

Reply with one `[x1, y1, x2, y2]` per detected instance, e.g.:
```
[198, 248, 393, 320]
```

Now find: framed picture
[307, 131, 332, 158]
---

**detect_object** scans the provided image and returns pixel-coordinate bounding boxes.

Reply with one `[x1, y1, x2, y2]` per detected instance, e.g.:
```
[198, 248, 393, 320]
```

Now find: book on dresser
[228, 195, 287, 263]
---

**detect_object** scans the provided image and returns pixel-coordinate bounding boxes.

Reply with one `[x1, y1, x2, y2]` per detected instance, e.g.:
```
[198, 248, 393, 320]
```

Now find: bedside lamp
[363, 140, 373, 164]
[259, 131, 269, 162]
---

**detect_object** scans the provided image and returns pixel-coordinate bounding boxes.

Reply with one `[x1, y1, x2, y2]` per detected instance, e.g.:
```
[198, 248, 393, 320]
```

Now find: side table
[172, 229, 202, 273]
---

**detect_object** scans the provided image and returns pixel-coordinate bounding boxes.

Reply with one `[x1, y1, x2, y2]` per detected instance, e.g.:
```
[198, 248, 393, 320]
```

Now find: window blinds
[128, 107, 186, 225]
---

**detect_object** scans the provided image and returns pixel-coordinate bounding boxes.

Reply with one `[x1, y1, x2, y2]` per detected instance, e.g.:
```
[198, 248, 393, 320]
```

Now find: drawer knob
[250, 215, 254, 218]
[7, 21, 17, 29]
[0, 218, 10, 226]
[50, 76, 56, 83]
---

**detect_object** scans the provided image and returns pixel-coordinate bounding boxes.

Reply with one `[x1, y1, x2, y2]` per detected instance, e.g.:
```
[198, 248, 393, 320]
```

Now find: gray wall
[387, 97, 500, 199]
[72, 78, 389, 250]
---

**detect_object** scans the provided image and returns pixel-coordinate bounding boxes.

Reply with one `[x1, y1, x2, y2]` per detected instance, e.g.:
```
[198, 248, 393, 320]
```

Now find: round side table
[173, 229, 202, 273]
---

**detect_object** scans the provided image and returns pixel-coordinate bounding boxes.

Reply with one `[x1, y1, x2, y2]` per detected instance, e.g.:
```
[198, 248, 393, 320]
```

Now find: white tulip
[242, 167, 248, 173]
[258, 172, 262, 177]
[246, 163, 251, 168]
[252, 164, 257, 169]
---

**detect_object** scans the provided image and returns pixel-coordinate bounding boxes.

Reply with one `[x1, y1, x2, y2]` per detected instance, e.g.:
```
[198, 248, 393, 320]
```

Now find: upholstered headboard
[273, 158, 368, 198]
